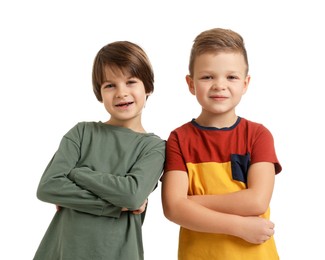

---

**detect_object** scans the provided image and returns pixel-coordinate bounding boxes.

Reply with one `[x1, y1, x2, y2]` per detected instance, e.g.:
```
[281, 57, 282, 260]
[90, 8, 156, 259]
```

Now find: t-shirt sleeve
[250, 125, 282, 174]
[164, 130, 187, 173]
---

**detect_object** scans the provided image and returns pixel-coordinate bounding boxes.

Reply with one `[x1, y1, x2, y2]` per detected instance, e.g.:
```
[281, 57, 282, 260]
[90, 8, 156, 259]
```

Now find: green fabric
[34, 122, 165, 260]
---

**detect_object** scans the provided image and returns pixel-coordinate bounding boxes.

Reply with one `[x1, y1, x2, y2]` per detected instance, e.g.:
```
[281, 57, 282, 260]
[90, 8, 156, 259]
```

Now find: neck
[105, 118, 146, 133]
[195, 112, 238, 128]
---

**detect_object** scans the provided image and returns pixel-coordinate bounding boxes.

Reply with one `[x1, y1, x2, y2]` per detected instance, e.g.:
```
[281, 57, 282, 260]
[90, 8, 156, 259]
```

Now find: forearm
[69, 153, 164, 210]
[188, 164, 275, 216]
[162, 169, 274, 244]
[163, 195, 274, 244]
[164, 196, 244, 236]
[188, 189, 267, 216]
[37, 155, 122, 218]
[37, 172, 122, 218]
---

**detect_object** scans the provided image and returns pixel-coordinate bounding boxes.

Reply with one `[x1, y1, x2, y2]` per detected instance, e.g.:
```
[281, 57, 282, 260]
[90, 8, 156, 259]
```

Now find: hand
[131, 199, 148, 215]
[238, 216, 275, 244]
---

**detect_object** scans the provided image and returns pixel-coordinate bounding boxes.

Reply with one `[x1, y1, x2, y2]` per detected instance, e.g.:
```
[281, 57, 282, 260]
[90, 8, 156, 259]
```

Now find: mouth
[115, 101, 134, 107]
[210, 95, 228, 100]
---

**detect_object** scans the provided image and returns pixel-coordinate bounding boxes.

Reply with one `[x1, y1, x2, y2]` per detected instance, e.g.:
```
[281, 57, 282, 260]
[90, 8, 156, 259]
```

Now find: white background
[1, 0, 324, 259]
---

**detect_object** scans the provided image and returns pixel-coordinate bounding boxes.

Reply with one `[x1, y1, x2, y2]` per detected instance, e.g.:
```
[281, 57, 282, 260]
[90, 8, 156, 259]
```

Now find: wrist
[68, 168, 77, 181]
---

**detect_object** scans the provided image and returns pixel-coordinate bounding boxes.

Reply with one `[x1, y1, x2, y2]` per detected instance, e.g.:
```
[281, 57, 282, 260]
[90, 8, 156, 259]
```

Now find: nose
[115, 85, 128, 98]
[211, 78, 226, 90]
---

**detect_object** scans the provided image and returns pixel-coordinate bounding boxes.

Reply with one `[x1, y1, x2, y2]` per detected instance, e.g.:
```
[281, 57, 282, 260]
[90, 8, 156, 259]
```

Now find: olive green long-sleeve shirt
[34, 122, 165, 260]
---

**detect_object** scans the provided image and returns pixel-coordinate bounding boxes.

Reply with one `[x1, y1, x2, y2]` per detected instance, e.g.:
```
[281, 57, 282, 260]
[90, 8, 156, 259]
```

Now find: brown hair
[188, 28, 249, 76]
[92, 41, 154, 102]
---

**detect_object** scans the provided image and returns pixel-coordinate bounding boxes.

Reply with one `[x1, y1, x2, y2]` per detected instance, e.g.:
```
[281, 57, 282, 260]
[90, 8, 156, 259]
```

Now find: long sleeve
[34, 121, 165, 260]
[37, 125, 122, 218]
[37, 122, 166, 215]
[68, 139, 165, 210]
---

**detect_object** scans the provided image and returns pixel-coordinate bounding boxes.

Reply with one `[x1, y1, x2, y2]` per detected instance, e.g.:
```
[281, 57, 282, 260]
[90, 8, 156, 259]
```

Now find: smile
[115, 102, 134, 107]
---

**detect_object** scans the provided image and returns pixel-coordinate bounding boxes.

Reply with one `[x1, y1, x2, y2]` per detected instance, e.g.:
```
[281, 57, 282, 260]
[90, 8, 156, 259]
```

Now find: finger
[269, 230, 274, 237]
[269, 221, 275, 229]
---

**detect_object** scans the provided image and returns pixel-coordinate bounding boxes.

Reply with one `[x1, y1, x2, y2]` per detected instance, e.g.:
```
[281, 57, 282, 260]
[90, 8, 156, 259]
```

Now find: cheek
[101, 95, 114, 108]
[238, 87, 247, 96]
[195, 88, 207, 98]
[233, 91, 245, 104]
[103, 100, 112, 111]
[136, 90, 148, 102]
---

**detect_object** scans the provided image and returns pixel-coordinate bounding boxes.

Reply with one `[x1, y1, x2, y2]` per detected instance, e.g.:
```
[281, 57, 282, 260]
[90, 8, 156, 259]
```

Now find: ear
[186, 75, 196, 95]
[242, 75, 250, 95]
[145, 92, 152, 100]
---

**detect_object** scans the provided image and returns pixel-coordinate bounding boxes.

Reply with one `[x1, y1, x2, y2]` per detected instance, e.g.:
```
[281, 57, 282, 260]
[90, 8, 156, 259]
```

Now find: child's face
[187, 52, 250, 118]
[100, 65, 148, 130]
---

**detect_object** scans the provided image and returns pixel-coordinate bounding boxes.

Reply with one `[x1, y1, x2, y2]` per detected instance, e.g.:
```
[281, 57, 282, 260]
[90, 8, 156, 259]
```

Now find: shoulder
[240, 118, 275, 146]
[140, 133, 166, 154]
[166, 121, 194, 145]
[240, 117, 271, 134]
[67, 121, 99, 130]
[170, 120, 193, 134]
[63, 121, 100, 139]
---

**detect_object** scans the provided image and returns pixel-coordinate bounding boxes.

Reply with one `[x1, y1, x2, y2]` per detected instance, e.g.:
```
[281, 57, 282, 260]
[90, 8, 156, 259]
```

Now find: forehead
[103, 65, 131, 80]
[194, 52, 247, 71]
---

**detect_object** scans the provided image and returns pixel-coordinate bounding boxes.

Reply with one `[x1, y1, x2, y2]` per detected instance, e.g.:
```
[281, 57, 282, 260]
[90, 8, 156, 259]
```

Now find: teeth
[116, 102, 133, 107]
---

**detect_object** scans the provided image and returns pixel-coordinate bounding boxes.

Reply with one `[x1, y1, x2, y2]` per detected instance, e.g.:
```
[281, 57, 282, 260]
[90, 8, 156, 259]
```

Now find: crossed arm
[56, 199, 147, 215]
[38, 135, 164, 217]
[188, 162, 275, 216]
[161, 162, 276, 244]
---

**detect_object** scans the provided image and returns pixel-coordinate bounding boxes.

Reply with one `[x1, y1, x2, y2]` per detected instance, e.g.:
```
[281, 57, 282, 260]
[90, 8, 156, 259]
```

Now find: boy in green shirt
[34, 41, 165, 260]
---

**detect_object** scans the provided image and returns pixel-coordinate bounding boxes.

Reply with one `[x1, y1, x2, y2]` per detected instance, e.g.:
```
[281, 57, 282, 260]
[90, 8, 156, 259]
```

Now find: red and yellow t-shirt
[165, 117, 282, 260]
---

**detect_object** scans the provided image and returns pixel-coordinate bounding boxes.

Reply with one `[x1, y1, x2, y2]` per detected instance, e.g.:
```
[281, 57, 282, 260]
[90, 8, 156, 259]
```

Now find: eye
[201, 75, 213, 80]
[126, 78, 140, 86]
[227, 75, 239, 80]
[127, 80, 137, 85]
[102, 83, 114, 89]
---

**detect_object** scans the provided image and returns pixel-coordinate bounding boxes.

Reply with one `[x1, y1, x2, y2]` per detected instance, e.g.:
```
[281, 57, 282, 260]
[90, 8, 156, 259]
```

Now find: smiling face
[101, 65, 149, 132]
[186, 52, 250, 127]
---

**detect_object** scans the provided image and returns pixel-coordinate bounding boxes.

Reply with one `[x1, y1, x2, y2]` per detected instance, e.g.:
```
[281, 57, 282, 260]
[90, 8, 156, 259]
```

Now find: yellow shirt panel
[187, 161, 246, 195]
